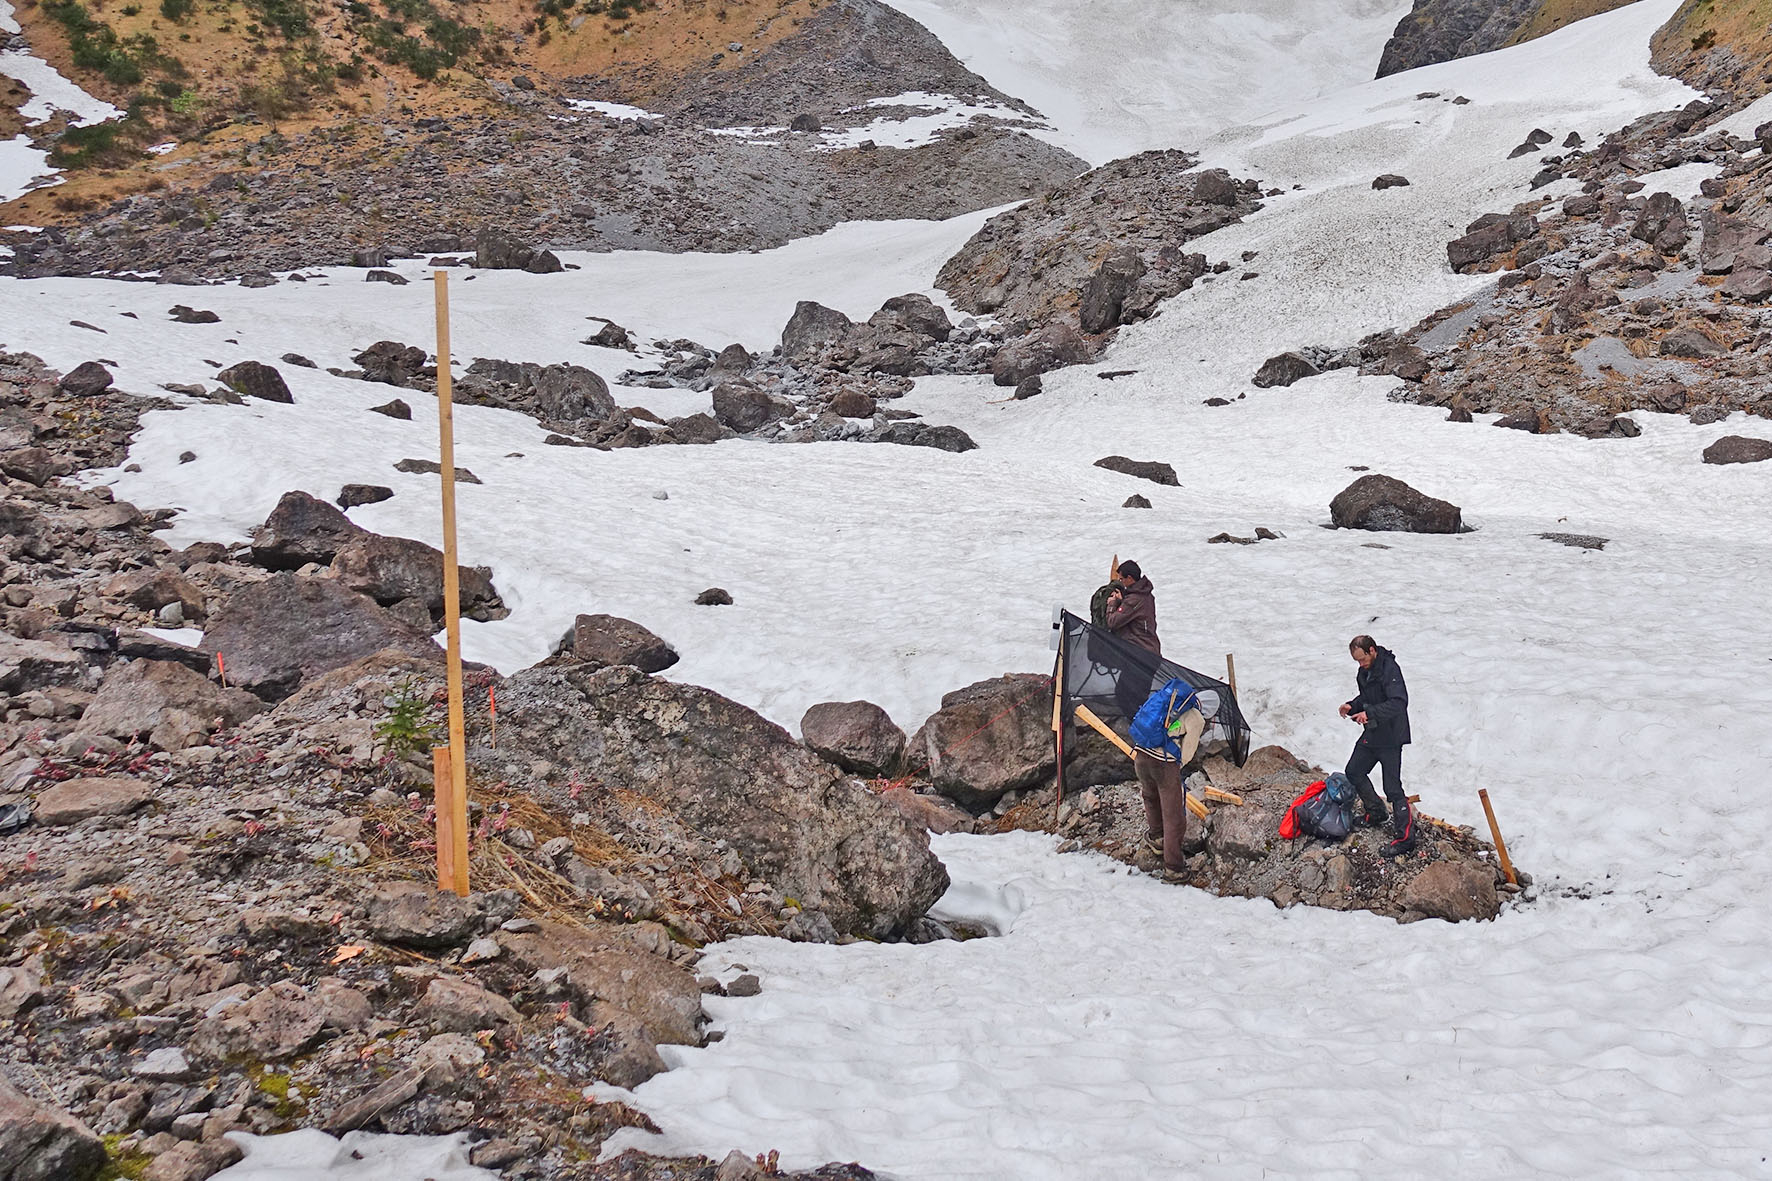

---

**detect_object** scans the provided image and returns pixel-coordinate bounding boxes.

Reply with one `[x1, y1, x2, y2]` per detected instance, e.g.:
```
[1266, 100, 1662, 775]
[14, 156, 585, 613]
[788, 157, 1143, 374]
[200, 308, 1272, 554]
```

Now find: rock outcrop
[1330, 475, 1467, 533]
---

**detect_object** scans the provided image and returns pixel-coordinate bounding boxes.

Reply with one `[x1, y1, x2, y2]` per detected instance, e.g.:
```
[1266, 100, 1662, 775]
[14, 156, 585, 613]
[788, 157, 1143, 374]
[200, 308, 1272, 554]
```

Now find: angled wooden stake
[1479, 788, 1518, 886]
[434, 271, 469, 897]
[1225, 653, 1237, 698]
[1072, 703, 1207, 821]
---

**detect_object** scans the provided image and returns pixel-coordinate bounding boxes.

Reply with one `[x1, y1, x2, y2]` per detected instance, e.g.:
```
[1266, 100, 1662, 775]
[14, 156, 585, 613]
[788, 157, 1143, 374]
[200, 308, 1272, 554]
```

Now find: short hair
[1116, 560, 1142, 580]
[1349, 634, 1377, 653]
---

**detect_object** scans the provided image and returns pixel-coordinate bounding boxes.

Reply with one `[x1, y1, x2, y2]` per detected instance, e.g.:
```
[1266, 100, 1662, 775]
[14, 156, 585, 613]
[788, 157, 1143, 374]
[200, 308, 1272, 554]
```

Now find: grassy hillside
[1504, 0, 1637, 45]
[8, 0, 817, 172]
[1651, 0, 1772, 99]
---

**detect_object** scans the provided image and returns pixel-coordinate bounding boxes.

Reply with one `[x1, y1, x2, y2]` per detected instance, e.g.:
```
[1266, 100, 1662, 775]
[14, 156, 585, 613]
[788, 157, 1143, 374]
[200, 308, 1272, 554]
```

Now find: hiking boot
[1382, 803, 1417, 857]
[1139, 835, 1164, 860]
[1360, 807, 1388, 830]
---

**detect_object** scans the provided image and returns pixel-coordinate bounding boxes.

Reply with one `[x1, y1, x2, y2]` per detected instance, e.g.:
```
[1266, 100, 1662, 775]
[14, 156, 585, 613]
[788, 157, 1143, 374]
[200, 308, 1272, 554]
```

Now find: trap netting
[1053, 610, 1252, 766]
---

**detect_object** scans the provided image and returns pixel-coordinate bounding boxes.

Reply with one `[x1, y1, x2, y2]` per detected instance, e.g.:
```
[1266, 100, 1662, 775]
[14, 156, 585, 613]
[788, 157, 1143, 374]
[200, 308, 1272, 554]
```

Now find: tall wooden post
[1226, 653, 1238, 697]
[1051, 625, 1067, 814]
[1478, 788, 1518, 886]
[433, 271, 470, 897]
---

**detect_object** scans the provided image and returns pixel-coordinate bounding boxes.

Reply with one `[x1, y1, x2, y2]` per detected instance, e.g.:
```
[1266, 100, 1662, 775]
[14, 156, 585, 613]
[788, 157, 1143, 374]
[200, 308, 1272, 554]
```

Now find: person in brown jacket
[1105, 560, 1160, 656]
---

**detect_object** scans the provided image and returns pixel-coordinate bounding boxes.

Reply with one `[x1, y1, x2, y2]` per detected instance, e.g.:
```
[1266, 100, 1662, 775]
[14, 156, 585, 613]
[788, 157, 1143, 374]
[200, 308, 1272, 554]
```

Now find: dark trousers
[1134, 751, 1186, 872]
[1346, 740, 1406, 816]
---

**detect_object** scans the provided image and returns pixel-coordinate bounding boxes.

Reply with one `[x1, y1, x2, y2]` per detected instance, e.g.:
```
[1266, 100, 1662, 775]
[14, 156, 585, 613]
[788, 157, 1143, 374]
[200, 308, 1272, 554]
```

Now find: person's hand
[1352, 711, 1369, 725]
[1338, 703, 1352, 718]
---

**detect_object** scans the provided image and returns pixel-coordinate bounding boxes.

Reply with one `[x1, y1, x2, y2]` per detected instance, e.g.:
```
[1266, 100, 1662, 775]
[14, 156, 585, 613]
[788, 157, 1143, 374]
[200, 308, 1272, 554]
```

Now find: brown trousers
[1134, 708, 1203, 872]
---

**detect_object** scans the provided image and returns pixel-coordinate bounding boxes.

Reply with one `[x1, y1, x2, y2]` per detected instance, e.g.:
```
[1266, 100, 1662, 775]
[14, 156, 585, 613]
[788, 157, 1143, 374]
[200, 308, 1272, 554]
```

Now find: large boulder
[800, 700, 906, 777]
[0, 1074, 106, 1181]
[0, 633, 86, 694]
[990, 321, 1095, 386]
[1094, 455, 1178, 485]
[780, 301, 855, 365]
[1079, 246, 1147, 333]
[910, 674, 1055, 809]
[216, 360, 293, 404]
[486, 664, 949, 937]
[188, 980, 326, 1062]
[1702, 436, 1772, 465]
[567, 614, 678, 673]
[475, 228, 539, 270]
[101, 568, 207, 622]
[1191, 168, 1239, 206]
[353, 341, 429, 387]
[1400, 861, 1499, 922]
[869, 293, 952, 342]
[711, 382, 789, 434]
[461, 360, 617, 430]
[32, 776, 153, 826]
[501, 920, 702, 1087]
[1631, 191, 1687, 253]
[251, 490, 368, 570]
[330, 534, 505, 623]
[56, 361, 114, 398]
[366, 881, 487, 948]
[1446, 213, 1534, 273]
[79, 659, 264, 749]
[1330, 474, 1466, 533]
[201, 574, 441, 700]
[875, 422, 978, 452]
[1252, 351, 1322, 388]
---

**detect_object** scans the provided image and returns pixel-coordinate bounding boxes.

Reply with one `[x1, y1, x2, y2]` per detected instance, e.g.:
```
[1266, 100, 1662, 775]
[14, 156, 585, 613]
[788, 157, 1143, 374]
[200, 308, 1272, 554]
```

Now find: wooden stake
[1225, 653, 1237, 698]
[1051, 636, 1067, 813]
[1478, 788, 1518, 886]
[1202, 786, 1243, 806]
[215, 651, 227, 689]
[1072, 704, 1207, 821]
[433, 744, 459, 892]
[489, 684, 497, 750]
[434, 271, 469, 898]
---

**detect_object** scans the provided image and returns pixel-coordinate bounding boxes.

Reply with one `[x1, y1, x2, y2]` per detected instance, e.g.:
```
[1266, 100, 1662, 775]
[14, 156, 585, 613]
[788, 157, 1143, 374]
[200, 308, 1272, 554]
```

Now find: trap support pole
[432, 271, 470, 898]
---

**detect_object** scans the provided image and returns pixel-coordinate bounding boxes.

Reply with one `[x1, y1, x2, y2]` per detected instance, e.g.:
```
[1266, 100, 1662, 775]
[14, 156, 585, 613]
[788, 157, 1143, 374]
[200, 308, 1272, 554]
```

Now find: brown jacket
[1105, 577, 1160, 656]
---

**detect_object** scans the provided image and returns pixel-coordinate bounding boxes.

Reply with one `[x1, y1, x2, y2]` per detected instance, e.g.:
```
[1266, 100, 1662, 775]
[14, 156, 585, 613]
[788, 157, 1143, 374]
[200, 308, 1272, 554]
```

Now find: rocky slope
[1248, 97, 1772, 444]
[0, 349, 959, 1179]
[1376, 0, 1637, 77]
[1, 0, 1083, 277]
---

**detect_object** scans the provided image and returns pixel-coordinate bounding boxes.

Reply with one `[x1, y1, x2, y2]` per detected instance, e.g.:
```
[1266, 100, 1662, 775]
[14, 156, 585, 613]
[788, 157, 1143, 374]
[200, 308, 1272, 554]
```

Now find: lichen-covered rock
[0, 1075, 106, 1181]
[1330, 474, 1466, 533]
[1400, 860, 1500, 922]
[801, 700, 907, 777]
[911, 673, 1054, 809]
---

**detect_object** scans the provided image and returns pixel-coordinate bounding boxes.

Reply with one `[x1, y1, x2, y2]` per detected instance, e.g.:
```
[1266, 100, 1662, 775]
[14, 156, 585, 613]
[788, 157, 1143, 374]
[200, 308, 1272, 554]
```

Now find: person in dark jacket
[1104, 561, 1160, 657]
[1104, 561, 1161, 720]
[1338, 635, 1415, 856]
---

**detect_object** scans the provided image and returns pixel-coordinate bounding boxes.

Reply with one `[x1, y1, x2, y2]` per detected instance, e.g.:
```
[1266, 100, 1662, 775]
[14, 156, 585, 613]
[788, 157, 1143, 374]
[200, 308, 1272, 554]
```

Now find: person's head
[1116, 560, 1142, 585]
[1349, 635, 1379, 669]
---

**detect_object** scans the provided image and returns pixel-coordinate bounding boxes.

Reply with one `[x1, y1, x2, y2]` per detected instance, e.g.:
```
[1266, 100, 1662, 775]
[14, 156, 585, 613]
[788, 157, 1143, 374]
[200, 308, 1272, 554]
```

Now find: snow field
[880, 0, 1414, 163]
[2, 0, 1767, 1176]
[0, 0, 125, 200]
[215, 1129, 493, 1179]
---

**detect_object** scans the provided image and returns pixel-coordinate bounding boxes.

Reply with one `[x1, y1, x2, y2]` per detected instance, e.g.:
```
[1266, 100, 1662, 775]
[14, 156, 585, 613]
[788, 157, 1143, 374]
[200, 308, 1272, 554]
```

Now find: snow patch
[814, 90, 1051, 151]
[565, 98, 659, 121]
[0, 134, 57, 203]
[1632, 160, 1722, 201]
[212, 1130, 495, 1180]
[0, 49, 124, 126]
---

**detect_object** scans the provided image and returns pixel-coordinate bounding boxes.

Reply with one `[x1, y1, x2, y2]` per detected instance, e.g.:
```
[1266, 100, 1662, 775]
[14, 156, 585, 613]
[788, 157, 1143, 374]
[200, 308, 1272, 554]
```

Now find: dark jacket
[1347, 647, 1410, 748]
[1104, 577, 1160, 656]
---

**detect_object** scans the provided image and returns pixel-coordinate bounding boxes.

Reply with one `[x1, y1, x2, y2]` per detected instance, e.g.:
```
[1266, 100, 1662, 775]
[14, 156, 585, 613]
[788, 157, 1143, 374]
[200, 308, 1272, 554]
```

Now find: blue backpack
[1129, 678, 1202, 759]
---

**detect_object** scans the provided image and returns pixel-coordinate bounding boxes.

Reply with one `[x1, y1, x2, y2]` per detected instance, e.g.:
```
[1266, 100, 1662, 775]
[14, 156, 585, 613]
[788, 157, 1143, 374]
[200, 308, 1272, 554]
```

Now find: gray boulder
[488, 665, 949, 937]
[330, 534, 505, 623]
[366, 881, 486, 948]
[711, 382, 789, 433]
[31, 776, 153, 826]
[57, 361, 113, 398]
[1079, 246, 1147, 333]
[201, 574, 441, 700]
[1192, 168, 1239, 206]
[801, 700, 907, 777]
[991, 321, 1094, 386]
[188, 980, 326, 1062]
[1330, 474, 1466, 533]
[1631, 191, 1687, 253]
[80, 659, 264, 749]
[251, 490, 367, 570]
[1702, 436, 1772, 465]
[353, 341, 429, 387]
[338, 484, 394, 509]
[876, 422, 977, 452]
[0, 1074, 105, 1181]
[1252, 351, 1323, 388]
[568, 614, 678, 673]
[870, 293, 952, 342]
[1400, 861, 1499, 922]
[0, 633, 87, 694]
[781, 301, 855, 364]
[1094, 455, 1178, 485]
[475, 228, 538, 270]
[216, 360, 293, 404]
[911, 673, 1055, 809]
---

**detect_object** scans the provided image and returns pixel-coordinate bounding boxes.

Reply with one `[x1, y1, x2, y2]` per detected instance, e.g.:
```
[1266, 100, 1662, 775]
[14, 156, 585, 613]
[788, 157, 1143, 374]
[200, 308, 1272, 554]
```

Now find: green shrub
[159, 0, 193, 22]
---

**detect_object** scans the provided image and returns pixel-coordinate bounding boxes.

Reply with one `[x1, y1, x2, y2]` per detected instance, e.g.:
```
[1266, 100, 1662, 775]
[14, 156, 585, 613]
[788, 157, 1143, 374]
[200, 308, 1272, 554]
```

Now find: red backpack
[1278, 781, 1327, 840]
